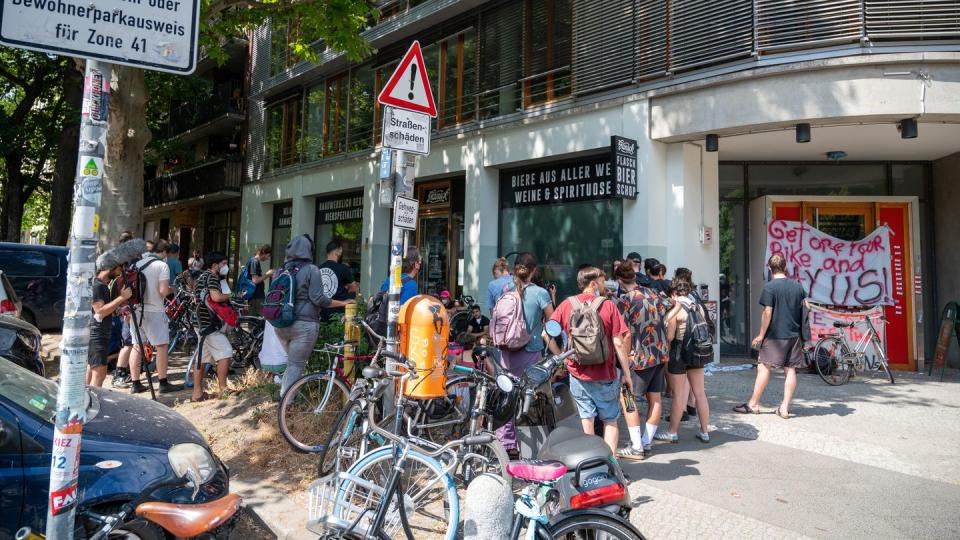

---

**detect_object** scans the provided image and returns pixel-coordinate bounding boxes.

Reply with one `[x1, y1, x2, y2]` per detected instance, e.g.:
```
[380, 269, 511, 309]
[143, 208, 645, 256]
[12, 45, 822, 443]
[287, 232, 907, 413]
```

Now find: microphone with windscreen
[97, 239, 148, 271]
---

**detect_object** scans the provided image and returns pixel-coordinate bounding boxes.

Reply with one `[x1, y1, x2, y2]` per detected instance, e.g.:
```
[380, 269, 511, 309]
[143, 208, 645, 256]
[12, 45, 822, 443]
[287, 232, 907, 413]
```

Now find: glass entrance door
[418, 214, 450, 296]
[803, 203, 875, 240]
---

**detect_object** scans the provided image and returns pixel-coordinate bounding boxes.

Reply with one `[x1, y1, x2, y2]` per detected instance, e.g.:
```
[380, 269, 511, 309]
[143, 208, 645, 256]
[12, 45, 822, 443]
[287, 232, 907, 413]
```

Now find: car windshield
[0, 358, 59, 421]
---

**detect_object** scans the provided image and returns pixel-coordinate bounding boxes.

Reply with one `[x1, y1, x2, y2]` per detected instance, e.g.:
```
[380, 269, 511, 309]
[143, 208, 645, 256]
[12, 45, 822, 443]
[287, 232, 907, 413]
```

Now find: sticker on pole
[393, 195, 419, 231]
[382, 106, 430, 155]
[377, 41, 437, 117]
[0, 0, 202, 74]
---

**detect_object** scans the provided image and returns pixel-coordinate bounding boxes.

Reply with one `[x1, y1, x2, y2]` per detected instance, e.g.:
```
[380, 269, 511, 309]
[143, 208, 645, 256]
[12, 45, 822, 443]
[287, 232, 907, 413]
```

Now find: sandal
[733, 403, 760, 414]
[775, 407, 791, 419]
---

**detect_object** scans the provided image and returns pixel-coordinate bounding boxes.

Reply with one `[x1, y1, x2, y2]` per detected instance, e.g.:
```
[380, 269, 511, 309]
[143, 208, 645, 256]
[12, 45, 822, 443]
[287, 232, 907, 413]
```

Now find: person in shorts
[548, 266, 633, 454]
[613, 262, 671, 459]
[129, 240, 176, 394]
[191, 252, 234, 402]
[735, 254, 807, 418]
[86, 262, 132, 387]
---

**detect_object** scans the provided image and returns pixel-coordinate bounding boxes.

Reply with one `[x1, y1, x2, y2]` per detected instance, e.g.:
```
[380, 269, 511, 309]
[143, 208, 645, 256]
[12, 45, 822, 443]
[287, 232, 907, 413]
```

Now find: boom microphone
[97, 239, 148, 271]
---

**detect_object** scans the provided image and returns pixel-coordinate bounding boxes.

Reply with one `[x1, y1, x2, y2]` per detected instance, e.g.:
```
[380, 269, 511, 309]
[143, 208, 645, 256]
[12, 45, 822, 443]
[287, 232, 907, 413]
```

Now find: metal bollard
[343, 302, 359, 382]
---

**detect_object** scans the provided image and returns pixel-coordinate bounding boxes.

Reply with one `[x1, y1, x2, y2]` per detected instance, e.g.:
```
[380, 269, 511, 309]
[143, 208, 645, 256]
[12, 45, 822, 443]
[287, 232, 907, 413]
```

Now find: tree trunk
[100, 65, 151, 250]
[47, 63, 84, 246]
[3, 159, 25, 242]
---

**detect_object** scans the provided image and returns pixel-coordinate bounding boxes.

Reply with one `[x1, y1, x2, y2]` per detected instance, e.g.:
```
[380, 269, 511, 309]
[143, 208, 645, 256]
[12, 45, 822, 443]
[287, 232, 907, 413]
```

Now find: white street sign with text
[382, 106, 430, 155]
[0, 0, 201, 74]
[393, 195, 419, 231]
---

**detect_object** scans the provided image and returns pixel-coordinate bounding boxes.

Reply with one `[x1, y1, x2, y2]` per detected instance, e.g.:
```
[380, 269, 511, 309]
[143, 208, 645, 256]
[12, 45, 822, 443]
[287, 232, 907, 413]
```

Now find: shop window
[324, 73, 348, 156]
[439, 30, 478, 128]
[500, 199, 622, 300]
[348, 64, 376, 152]
[315, 192, 363, 279]
[524, 0, 572, 108]
[748, 164, 886, 198]
[271, 202, 293, 270]
[265, 96, 302, 170]
[478, 1, 522, 119]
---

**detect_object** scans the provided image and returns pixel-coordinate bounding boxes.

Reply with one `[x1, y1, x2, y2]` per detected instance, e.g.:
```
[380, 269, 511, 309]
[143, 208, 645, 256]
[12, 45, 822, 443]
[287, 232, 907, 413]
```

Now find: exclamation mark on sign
[408, 64, 417, 100]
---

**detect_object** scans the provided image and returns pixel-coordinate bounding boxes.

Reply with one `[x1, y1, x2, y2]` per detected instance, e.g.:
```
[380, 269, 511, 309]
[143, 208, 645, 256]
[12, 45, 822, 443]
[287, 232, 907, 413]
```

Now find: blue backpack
[263, 261, 306, 328]
[236, 258, 257, 300]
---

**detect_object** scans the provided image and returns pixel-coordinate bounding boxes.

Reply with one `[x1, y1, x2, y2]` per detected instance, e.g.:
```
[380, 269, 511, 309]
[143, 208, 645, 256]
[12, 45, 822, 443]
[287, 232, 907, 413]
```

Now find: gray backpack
[568, 296, 609, 366]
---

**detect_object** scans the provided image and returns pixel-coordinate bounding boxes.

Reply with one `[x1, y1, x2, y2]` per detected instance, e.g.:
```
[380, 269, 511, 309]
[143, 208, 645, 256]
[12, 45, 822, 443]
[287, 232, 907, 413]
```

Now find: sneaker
[654, 431, 678, 444]
[158, 380, 180, 394]
[618, 446, 646, 461]
[643, 442, 652, 452]
[696, 431, 710, 444]
[131, 381, 148, 394]
[686, 405, 698, 417]
[111, 373, 130, 388]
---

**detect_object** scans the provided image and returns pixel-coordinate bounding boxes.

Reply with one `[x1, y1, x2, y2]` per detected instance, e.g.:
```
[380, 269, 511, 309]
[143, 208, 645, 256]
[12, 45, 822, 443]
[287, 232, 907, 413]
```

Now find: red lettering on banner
[50, 484, 77, 514]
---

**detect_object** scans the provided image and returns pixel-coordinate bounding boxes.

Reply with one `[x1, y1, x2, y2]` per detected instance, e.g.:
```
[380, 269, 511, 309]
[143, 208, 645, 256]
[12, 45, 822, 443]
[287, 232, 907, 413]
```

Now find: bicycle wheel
[278, 372, 350, 453]
[449, 312, 470, 337]
[814, 337, 851, 386]
[168, 321, 184, 354]
[877, 355, 895, 384]
[183, 347, 198, 388]
[338, 445, 458, 540]
[547, 509, 646, 540]
[317, 400, 369, 478]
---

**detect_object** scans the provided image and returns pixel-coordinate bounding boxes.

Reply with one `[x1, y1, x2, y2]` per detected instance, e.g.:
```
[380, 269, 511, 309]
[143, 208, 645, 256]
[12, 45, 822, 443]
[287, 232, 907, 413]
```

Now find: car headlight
[168, 443, 217, 487]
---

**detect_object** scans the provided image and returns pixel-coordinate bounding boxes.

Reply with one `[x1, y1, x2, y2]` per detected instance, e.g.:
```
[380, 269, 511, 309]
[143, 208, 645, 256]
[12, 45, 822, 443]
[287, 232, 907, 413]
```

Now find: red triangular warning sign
[377, 41, 437, 117]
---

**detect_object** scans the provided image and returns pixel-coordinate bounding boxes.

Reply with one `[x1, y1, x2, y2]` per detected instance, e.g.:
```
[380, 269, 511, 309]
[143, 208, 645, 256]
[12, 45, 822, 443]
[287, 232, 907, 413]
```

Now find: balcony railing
[168, 80, 245, 137]
[144, 158, 242, 208]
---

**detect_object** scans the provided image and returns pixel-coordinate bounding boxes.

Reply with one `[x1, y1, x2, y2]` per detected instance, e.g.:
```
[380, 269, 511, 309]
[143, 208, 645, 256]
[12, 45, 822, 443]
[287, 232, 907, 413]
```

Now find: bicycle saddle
[833, 321, 855, 328]
[506, 459, 567, 482]
[136, 493, 241, 538]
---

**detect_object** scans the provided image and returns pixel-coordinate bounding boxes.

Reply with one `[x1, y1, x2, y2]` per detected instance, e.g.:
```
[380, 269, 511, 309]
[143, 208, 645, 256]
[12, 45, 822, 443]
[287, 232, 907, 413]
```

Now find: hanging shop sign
[420, 185, 450, 207]
[0, 0, 202, 74]
[316, 193, 363, 225]
[765, 219, 893, 306]
[610, 136, 638, 200]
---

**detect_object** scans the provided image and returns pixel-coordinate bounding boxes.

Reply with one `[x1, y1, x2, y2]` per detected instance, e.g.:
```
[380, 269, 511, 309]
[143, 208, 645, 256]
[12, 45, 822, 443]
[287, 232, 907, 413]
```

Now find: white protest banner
[808, 304, 886, 370]
[765, 220, 893, 306]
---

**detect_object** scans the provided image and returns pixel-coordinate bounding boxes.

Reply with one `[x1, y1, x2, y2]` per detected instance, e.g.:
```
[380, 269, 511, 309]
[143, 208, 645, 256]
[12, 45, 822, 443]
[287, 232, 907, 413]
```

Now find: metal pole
[45, 59, 111, 539]
[386, 150, 415, 356]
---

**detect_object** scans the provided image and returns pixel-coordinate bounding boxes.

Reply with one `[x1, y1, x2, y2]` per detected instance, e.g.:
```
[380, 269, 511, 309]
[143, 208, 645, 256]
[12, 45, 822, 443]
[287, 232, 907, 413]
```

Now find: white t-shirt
[136, 254, 170, 313]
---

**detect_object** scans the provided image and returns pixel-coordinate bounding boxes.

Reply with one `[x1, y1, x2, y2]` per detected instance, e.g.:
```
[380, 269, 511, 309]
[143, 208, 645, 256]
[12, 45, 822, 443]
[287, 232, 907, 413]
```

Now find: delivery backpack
[364, 275, 411, 347]
[125, 256, 159, 306]
[263, 262, 306, 328]
[489, 285, 530, 351]
[680, 299, 714, 368]
[235, 258, 257, 301]
[568, 296, 609, 366]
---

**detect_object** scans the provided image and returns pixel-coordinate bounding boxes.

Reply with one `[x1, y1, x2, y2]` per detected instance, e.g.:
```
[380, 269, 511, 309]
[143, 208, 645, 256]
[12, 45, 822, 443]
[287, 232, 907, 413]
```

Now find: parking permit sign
[0, 0, 202, 74]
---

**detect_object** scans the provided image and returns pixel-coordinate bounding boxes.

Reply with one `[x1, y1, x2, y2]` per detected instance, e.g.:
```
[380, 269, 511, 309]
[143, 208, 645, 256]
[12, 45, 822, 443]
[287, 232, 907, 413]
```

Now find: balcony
[144, 158, 242, 209]
[167, 80, 245, 141]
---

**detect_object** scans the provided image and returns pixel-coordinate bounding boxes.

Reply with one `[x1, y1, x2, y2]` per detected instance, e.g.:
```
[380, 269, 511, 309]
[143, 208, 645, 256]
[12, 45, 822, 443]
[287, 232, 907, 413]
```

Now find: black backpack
[680, 300, 714, 368]
[364, 275, 411, 347]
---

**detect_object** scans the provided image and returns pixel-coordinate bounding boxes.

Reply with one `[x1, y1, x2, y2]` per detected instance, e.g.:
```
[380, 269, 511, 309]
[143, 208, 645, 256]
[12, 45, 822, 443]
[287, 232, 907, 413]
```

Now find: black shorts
[88, 344, 108, 368]
[633, 364, 666, 395]
[667, 341, 687, 375]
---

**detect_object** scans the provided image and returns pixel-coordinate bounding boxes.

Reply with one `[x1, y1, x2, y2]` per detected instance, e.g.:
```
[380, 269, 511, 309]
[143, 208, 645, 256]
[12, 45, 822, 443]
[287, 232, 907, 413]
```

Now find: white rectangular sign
[382, 106, 430, 155]
[0, 0, 201, 74]
[393, 195, 419, 231]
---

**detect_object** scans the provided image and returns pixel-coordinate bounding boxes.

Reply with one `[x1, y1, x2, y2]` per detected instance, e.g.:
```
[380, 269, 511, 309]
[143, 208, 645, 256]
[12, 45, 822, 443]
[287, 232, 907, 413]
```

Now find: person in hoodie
[275, 234, 354, 395]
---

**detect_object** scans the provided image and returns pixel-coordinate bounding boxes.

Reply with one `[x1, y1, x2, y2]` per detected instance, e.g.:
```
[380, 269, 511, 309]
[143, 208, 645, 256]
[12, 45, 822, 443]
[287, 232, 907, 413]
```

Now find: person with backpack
[657, 278, 712, 444]
[547, 267, 634, 454]
[490, 252, 554, 457]
[272, 235, 355, 396]
[239, 244, 273, 315]
[129, 240, 177, 394]
[734, 253, 807, 419]
[190, 252, 235, 402]
[613, 262, 672, 460]
[486, 257, 512, 313]
[378, 247, 421, 306]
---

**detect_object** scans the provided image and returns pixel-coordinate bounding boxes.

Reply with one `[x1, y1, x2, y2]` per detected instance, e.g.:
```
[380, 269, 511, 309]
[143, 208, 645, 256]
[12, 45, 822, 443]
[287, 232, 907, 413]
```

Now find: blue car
[0, 243, 69, 330]
[0, 359, 231, 538]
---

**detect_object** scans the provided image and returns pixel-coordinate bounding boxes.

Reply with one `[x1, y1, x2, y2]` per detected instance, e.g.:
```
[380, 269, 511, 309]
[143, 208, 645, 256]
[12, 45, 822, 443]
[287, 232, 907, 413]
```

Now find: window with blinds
[478, 1, 523, 119]
[865, 0, 960, 39]
[524, 0, 572, 107]
[756, 0, 863, 53]
[668, 0, 754, 73]
[636, 0, 669, 81]
[572, 0, 636, 95]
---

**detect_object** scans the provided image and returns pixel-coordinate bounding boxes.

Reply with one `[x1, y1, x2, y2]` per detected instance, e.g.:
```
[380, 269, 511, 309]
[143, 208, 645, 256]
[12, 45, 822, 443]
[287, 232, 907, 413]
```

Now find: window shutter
[668, 0, 754, 73]
[572, 0, 636, 95]
[756, 0, 863, 53]
[636, 0, 669, 81]
[865, 0, 960, 39]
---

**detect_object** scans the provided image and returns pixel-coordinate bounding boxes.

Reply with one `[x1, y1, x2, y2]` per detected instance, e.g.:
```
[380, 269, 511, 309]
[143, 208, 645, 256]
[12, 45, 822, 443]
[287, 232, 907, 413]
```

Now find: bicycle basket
[307, 472, 407, 537]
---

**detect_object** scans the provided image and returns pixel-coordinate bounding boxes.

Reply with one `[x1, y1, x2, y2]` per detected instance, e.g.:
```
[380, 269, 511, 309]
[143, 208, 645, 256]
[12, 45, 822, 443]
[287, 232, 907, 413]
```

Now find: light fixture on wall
[825, 150, 847, 161]
[898, 118, 918, 139]
[705, 134, 719, 152]
[796, 123, 811, 143]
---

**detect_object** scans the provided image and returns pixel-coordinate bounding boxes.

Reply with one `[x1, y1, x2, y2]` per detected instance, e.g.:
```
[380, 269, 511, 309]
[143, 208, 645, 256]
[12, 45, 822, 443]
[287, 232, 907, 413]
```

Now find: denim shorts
[569, 377, 621, 422]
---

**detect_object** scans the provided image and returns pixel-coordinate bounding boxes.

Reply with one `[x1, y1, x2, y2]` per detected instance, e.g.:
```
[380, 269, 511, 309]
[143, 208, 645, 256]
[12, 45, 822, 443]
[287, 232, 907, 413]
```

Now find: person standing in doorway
[487, 257, 512, 313]
[735, 254, 806, 418]
[245, 244, 273, 316]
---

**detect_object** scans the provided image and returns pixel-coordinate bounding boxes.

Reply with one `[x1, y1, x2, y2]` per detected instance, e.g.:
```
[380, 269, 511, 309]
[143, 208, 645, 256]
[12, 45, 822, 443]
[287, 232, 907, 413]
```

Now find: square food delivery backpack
[263, 262, 306, 328]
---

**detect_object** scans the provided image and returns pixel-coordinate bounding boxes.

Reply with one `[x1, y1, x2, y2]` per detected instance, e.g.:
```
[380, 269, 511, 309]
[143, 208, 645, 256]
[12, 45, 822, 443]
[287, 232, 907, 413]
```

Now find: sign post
[376, 40, 437, 364]
[0, 0, 201, 536]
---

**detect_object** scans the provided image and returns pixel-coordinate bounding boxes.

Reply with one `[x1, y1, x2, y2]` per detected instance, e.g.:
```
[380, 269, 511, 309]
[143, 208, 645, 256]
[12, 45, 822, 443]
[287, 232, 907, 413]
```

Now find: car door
[0, 403, 25, 538]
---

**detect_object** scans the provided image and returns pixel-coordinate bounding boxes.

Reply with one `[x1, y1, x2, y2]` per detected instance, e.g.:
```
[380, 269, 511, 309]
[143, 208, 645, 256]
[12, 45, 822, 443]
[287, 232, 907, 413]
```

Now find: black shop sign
[316, 192, 363, 225]
[500, 137, 639, 208]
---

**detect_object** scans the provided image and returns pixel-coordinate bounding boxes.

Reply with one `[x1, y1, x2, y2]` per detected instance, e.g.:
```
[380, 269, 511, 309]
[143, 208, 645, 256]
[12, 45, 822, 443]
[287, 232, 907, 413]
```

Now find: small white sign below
[0, 0, 202, 74]
[382, 106, 430, 155]
[393, 196, 419, 231]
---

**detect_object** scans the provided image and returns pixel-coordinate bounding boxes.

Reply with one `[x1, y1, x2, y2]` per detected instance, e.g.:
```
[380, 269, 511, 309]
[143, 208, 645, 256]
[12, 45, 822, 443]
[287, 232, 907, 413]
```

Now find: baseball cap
[440, 290, 451, 299]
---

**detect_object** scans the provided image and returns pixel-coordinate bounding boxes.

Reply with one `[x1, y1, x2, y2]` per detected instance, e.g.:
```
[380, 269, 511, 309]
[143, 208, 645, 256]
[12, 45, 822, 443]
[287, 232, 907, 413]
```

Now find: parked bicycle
[811, 314, 895, 385]
[447, 294, 476, 337]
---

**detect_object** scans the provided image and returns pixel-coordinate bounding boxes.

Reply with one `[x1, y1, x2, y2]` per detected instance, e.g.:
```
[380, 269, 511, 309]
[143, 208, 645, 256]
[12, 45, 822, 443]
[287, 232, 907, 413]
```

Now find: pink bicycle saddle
[506, 459, 567, 482]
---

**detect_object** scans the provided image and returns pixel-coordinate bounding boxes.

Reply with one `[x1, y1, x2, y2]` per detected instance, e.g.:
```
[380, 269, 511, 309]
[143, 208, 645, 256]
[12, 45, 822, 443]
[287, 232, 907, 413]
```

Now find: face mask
[219, 264, 229, 276]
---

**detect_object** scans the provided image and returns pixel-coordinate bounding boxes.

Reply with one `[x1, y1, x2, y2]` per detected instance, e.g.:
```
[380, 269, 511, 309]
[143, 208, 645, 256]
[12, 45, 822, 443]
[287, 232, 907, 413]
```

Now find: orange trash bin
[398, 295, 449, 399]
